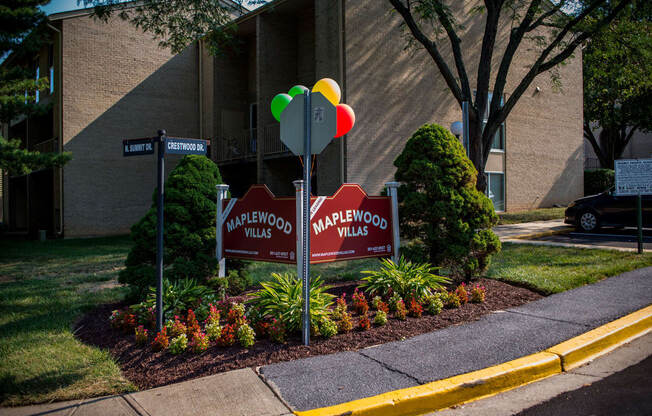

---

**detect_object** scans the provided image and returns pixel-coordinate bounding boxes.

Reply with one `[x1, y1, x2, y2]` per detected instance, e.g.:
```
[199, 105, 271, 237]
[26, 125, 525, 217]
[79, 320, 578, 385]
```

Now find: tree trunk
[469, 120, 487, 192]
[599, 127, 618, 169]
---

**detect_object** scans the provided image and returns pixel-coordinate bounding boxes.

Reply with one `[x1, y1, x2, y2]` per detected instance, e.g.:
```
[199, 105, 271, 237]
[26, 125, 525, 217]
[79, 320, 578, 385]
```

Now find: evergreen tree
[394, 124, 500, 282]
[119, 155, 224, 298]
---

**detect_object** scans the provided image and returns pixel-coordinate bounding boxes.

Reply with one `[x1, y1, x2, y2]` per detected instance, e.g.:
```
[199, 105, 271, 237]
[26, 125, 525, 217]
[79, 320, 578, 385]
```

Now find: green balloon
[271, 93, 292, 122]
[288, 85, 308, 98]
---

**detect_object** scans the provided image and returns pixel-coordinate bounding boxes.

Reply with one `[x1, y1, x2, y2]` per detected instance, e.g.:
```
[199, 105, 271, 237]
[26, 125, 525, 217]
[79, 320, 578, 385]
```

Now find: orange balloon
[335, 104, 355, 138]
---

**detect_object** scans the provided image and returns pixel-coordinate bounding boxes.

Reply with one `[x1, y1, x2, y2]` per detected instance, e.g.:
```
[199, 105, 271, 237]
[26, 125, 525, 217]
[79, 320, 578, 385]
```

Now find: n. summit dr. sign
[218, 184, 395, 264]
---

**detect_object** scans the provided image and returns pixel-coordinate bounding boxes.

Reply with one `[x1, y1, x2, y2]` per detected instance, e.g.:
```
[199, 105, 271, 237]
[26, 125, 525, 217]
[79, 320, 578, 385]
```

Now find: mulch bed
[75, 278, 541, 390]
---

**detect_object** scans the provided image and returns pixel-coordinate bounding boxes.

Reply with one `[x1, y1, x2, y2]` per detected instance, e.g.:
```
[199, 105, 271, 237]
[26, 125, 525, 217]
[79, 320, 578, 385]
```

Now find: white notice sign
[614, 159, 652, 196]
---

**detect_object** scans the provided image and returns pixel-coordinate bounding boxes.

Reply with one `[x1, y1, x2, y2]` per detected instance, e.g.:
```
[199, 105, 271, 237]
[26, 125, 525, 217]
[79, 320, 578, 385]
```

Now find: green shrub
[248, 273, 335, 333]
[119, 155, 225, 298]
[584, 169, 614, 196]
[424, 293, 444, 315]
[319, 317, 338, 338]
[393, 124, 501, 282]
[388, 293, 403, 312]
[169, 334, 188, 354]
[237, 324, 256, 348]
[374, 310, 388, 326]
[361, 256, 450, 300]
[139, 279, 216, 322]
[205, 321, 222, 341]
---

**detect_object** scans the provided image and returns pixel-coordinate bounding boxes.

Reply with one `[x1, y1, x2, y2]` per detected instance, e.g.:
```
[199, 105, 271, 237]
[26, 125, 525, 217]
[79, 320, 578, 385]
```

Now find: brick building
[1, 0, 584, 238]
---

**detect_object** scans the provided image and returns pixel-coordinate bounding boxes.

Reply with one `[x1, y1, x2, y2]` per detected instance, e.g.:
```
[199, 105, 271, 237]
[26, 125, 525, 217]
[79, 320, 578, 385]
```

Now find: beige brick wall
[61, 15, 199, 237]
[344, 1, 583, 208]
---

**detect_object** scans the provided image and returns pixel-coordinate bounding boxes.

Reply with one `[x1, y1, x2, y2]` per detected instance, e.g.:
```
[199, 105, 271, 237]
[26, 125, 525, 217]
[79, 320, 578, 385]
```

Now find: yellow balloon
[312, 78, 341, 106]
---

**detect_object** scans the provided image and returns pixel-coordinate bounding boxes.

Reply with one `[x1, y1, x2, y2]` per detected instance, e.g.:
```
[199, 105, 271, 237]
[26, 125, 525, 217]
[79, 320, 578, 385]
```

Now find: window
[48, 44, 54, 94]
[486, 172, 505, 212]
[34, 58, 40, 103]
[475, 91, 506, 151]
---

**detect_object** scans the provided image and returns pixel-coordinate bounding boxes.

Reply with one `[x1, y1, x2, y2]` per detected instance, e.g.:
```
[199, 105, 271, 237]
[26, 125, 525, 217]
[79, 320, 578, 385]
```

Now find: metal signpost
[123, 131, 208, 333]
[614, 159, 652, 254]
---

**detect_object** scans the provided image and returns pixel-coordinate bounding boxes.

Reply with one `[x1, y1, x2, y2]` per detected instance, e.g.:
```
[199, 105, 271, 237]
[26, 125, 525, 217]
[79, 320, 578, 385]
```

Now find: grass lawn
[0, 236, 136, 406]
[487, 243, 652, 294]
[1, 235, 651, 407]
[498, 207, 566, 224]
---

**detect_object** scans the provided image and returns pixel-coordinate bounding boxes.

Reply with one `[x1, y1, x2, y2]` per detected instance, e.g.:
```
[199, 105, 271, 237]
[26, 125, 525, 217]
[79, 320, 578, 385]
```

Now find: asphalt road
[515, 355, 652, 416]
[534, 227, 652, 250]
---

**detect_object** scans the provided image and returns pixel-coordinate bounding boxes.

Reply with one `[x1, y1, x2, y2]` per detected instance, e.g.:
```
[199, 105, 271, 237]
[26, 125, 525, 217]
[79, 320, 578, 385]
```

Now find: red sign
[222, 185, 296, 263]
[310, 184, 393, 263]
[221, 184, 394, 264]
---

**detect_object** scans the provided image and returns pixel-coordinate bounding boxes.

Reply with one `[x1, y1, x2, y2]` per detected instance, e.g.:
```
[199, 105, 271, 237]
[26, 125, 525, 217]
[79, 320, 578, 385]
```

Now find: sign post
[293, 180, 305, 297]
[155, 130, 166, 333]
[123, 131, 208, 334]
[385, 182, 401, 262]
[216, 184, 230, 277]
[301, 90, 312, 346]
[614, 158, 651, 255]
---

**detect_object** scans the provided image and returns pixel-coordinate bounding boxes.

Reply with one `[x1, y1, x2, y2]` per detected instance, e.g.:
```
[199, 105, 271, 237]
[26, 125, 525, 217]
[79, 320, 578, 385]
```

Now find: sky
[40, 0, 267, 16]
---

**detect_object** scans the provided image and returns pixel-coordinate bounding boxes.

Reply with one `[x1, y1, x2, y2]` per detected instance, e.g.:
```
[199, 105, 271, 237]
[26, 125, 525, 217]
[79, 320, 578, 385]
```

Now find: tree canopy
[388, 0, 634, 190]
[1, 0, 71, 176]
[583, 0, 651, 169]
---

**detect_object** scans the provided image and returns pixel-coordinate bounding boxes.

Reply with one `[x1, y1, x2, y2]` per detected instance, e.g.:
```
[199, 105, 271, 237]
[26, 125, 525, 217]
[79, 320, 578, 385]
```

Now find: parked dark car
[565, 190, 651, 232]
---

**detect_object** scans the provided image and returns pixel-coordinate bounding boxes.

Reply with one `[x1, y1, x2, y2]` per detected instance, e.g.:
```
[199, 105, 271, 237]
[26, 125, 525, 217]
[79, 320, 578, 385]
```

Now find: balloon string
[297, 155, 316, 185]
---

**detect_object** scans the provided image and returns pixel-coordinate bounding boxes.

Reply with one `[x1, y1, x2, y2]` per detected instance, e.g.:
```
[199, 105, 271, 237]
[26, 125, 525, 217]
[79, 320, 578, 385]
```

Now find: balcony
[215, 124, 291, 164]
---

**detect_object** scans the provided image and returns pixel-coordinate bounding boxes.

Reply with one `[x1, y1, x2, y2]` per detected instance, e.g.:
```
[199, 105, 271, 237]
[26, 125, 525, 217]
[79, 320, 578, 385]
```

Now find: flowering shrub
[205, 321, 222, 341]
[374, 310, 388, 326]
[376, 301, 389, 314]
[444, 292, 461, 309]
[352, 288, 369, 315]
[395, 300, 407, 320]
[109, 309, 124, 329]
[268, 319, 287, 344]
[216, 323, 236, 347]
[205, 303, 221, 325]
[389, 293, 403, 312]
[358, 314, 371, 331]
[186, 309, 201, 335]
[332, 293, 347, 320]
[135, 325, 149, 345]
[424, 294, 444, 315]
[337, 311, 354, 333]
[319, 317, 338, 338]
[455, 283, 469, 304]
[237, 324, 256, 348]
[470, 284, 486, 303]
[168, 316, 187, 338]
[253, 320, 270, 338]
[407, 298, 423, 318]
[189, 330, 209, 353]
[216, 296, 246, 315]
[227, 308, 246, 328]
[169, 334, 188, 354]
[151, 327, 169, 351]
[371, 295, 382, 310]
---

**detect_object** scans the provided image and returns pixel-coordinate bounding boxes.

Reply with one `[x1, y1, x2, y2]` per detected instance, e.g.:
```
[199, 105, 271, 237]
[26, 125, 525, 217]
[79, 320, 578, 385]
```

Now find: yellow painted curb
[295, 352, 561, 416]
[510, 228, 573, 240]
[546, 304, 652, 371]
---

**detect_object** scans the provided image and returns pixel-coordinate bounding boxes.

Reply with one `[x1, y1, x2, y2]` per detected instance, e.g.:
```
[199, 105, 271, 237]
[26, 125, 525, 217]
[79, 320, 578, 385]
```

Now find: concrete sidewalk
[493, 219, 573, 241]
[3, 267, 651, 416]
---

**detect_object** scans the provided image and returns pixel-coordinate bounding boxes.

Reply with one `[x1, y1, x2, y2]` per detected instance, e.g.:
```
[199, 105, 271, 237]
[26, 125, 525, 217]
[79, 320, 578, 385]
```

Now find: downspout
[47, 22, 64, 236]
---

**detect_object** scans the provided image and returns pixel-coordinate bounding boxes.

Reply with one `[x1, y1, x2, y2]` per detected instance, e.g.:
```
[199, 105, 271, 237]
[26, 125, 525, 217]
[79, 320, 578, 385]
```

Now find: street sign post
[614, 159, 652, 254]
[123, 131, 208, 333]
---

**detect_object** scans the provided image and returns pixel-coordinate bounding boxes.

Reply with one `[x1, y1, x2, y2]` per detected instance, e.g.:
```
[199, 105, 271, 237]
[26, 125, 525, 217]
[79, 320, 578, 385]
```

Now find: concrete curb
[294, 304, 652, 416]
[507, 227, 573, 240]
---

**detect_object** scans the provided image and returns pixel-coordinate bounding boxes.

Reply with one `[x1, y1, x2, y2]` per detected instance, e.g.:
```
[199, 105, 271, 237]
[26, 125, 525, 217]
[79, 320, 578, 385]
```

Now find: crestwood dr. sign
[219, 184, 395, 264]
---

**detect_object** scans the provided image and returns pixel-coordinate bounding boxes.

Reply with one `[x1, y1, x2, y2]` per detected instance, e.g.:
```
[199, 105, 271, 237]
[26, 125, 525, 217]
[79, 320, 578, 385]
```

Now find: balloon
[312, 78, 341, 106]
[288, 85, 308, 98]
[271, 93, 292, 122]
[335, 104, 355, 138]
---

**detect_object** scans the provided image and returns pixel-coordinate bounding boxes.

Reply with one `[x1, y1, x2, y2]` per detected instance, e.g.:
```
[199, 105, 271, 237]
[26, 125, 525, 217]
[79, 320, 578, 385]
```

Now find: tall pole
[302, 90, 312, 346]
[155, 129, 166, 333]
[385, 182, 401, 263]
[216, 184, 229, 277]
[293, 180, 304, 286]
[637, 193, 643, 254]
